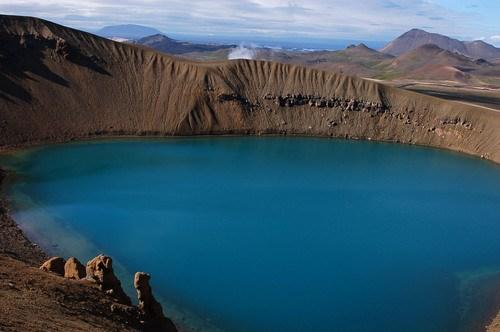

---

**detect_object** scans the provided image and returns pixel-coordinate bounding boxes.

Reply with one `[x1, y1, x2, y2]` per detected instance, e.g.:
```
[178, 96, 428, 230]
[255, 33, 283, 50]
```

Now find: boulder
[40, 257, 65, 276]
[86, 254, 131, 305]
[64, 257, 86, 280]
[134, 272, 177, 331]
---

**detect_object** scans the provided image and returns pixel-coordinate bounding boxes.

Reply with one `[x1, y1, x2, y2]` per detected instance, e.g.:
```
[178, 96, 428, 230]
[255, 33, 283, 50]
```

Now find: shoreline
[0, 166, 224, 332]
[1, 136, 500, 332]
[458, 269, 500, 332]
[1, 131, 499, 166]
[0, 169, 47, 266]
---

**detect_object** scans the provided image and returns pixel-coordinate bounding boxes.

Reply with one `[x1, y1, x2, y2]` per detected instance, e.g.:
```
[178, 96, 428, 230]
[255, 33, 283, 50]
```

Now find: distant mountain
[294, 44, 393, 77]
[154, 37, 499, 84]
[462, 40, 500, 61]
[383, 43, 491, 82]
[135, 34, 234, 55]
[381, 28, 500, 60]
[342, 43, 393, 60]
[96, 24, 163, 39]
[390, 44, 479, 68]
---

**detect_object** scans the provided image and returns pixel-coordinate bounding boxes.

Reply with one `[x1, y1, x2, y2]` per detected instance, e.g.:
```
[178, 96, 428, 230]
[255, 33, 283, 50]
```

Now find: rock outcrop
[86, 254, 131, 305]
[39, 256, 65, 276]
[135, 272, 177, 332]
[64, 256, 85, 279]
[38, 254, 177, 331]
[1, 255, 142, 332]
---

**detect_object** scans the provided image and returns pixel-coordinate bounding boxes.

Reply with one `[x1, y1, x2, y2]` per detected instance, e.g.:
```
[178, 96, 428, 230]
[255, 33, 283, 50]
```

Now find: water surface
[2, 137, 500, 331]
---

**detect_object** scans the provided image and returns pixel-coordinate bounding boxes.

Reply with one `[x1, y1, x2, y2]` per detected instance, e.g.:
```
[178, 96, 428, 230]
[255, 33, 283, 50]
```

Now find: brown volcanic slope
[1, 15, 499, 163]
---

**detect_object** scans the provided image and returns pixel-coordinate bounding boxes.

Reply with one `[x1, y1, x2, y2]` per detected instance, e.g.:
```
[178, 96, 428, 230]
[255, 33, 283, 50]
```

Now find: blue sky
[1, 0, 499, 45]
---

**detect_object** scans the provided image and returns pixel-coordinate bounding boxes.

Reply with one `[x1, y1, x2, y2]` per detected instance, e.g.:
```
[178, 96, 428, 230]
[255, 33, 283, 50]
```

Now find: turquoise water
[2, 137, 500, 331]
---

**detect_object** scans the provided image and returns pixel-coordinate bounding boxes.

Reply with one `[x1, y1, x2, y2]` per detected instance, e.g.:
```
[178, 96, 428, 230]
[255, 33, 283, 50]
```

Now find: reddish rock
[64, 257, 86, 280]
[40, 257, 65, 276]
[86, 254, 131, 305]
[134, 272, 177, 332]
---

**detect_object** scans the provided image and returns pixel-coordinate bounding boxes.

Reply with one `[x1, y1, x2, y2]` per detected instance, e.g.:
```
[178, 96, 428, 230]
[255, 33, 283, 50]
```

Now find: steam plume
[228, 44, 256, 60]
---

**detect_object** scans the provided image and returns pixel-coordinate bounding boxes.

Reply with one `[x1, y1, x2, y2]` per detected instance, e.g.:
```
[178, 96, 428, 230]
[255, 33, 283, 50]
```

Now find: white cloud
[484, 35, 500, 47]
[0, 0, 489, 41]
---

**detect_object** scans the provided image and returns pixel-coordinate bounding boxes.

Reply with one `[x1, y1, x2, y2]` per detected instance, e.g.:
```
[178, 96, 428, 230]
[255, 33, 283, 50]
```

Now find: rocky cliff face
[0, 15, 499, 163]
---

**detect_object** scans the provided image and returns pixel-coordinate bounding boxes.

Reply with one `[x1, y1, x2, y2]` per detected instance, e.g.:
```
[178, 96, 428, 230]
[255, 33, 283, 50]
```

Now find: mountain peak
[381, 28, 500, 60]
[356, 43, 370, 49]
[345, 43, 373, 52]
[404, 28, 428, 35]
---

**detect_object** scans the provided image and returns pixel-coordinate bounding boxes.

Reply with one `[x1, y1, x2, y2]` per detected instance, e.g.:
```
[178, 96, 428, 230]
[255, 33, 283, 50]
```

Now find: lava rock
[86, 254, 131, 305]
[135, 272, 177, 332]
[64, 257, 86, 280]
[40, 257, 66, 276]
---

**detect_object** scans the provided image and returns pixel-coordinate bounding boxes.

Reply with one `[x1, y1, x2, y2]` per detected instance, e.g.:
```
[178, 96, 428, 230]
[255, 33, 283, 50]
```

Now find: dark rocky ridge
[136, 33, 234, 55]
